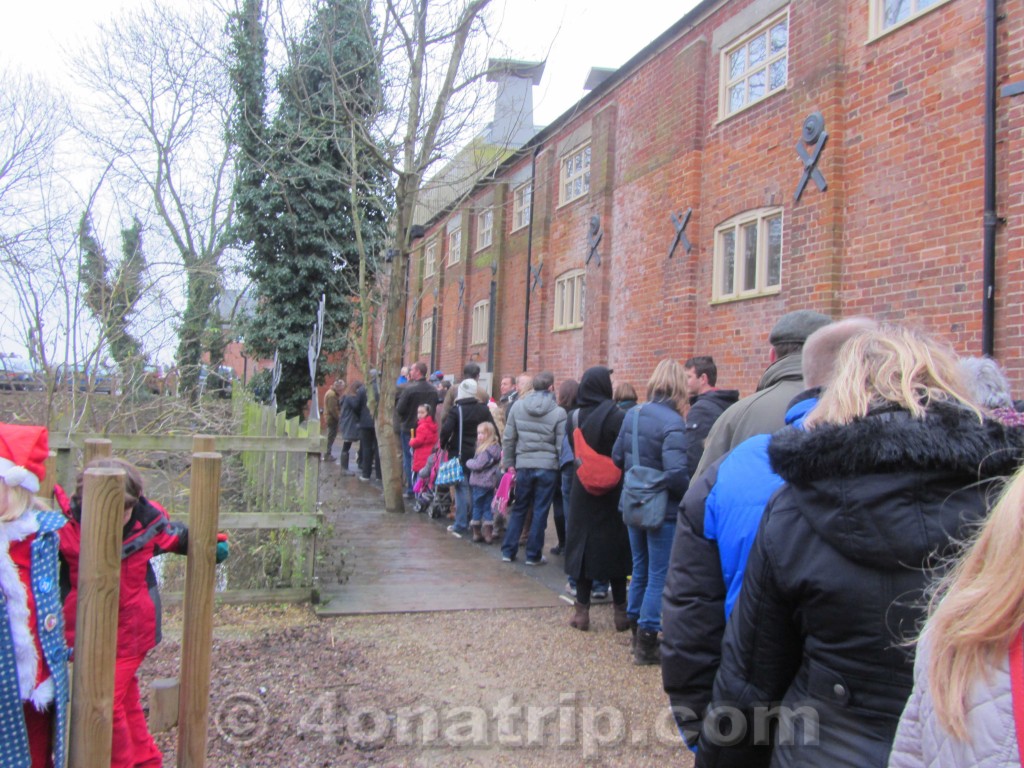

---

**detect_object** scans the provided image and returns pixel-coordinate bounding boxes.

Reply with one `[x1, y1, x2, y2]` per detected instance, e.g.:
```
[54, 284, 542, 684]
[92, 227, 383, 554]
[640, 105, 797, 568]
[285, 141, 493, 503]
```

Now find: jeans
[552, 464, 572, 548]
[627, 520, 677, 632]
[452, 479, 472, 533]
[471, 486, 494, 524]
[401, 431, 413, 492]
[501, 468, 557, 562]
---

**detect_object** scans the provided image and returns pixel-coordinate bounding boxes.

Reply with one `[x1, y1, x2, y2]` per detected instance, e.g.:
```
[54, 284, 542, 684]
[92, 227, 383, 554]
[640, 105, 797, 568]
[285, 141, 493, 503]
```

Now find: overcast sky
[1, 0, 696, 126]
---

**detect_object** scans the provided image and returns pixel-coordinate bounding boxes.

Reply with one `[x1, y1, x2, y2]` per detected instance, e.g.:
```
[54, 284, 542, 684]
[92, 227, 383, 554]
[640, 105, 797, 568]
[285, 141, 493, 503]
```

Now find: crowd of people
[339, 311, 1024, 766]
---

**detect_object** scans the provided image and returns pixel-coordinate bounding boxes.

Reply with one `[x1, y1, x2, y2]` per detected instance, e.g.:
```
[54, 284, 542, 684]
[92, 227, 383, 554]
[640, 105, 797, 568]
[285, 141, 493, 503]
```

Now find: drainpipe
[981, 0, 998, 356]
[523, 146, 540, 372]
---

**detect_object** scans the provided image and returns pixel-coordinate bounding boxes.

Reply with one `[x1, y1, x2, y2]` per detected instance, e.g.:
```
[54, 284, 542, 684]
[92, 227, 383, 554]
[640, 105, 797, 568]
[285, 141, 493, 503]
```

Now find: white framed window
[471, 300, 490, 345]
[512, 182, 532, 231]
[720, 10, 789, 119]
[713, 209, 783, 302]
[870, 0, 952, 38]
[420, 316, 433, 356]
[447, 228, 462, 266]
[560, 143, 591, 205]
[423, 241, 437, 278]
[476, 209, 493, 251]
[554, 270, 585, 331]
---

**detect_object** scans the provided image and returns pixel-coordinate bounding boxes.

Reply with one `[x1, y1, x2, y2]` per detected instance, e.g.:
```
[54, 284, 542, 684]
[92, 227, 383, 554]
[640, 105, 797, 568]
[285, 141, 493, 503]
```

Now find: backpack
[572, 409, 622, 495]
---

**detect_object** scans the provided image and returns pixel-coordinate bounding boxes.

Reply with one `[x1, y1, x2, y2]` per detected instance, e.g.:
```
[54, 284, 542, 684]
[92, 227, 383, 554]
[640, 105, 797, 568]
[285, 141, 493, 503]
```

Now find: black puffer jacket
[696, 403, 1024, 768]
[684, 389, 739, 480]
[439, 398, 495, 466]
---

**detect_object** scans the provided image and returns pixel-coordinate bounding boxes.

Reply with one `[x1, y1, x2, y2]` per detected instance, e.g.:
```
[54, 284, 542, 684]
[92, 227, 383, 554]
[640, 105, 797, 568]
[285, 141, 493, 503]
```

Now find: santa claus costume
[0, 423, 68, 768]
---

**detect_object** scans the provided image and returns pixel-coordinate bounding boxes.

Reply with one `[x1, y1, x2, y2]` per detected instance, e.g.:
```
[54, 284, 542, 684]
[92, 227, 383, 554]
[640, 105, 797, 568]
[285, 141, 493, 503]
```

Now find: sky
[1, 0, 697, 126]
[0, 0, 698, 362]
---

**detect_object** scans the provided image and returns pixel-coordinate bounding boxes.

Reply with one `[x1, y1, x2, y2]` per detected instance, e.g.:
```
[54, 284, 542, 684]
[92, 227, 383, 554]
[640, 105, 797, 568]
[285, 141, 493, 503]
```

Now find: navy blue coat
[611, 397, 690, 517]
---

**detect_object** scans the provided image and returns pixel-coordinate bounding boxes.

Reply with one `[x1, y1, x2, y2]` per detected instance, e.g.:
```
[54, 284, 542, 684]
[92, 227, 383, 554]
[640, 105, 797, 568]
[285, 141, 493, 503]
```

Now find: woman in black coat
[564, 366, 631, 632]
[695, 326, 1024, 768]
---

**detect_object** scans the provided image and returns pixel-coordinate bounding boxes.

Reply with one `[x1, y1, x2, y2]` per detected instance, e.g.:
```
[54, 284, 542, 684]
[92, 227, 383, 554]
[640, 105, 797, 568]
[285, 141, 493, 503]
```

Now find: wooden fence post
[40, 450, 57, 502]
[84, 438, 112, 464]
[69, 467, 125, 768]
[176, 451, 222, 768]
[193, 435, 216, 453]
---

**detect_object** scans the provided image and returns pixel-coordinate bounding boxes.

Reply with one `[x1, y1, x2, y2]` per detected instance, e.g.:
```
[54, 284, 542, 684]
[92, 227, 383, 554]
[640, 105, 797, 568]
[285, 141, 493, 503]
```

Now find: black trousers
[358, 427, 381, 479]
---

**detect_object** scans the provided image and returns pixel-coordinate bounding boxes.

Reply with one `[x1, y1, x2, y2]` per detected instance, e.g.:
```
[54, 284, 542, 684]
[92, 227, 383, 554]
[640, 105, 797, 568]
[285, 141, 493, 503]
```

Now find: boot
[482, 522, 494, 544]
[470, 521, 484, 543]
[613, 603, 630, 632]
[634, 628, 661, 666]
[629, 620, 638, 652]
[340, 450, 350, 470]
[569, 601, 590, 632]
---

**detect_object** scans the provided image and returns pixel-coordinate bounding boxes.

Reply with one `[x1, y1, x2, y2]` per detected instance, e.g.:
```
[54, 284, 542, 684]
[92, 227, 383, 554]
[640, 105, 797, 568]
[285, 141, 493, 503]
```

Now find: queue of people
[330, 309, 1024, 766]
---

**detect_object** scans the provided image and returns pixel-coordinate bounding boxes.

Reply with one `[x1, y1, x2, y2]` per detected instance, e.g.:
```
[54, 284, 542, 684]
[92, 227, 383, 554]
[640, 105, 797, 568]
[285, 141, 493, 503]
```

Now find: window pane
[721, 231, 736, 295]
[729, 48, 746, 79]
[574, 154, 582, 172]
[748, 70, 766, 101]
[748, 35, 767, 67]
[729, 83, 745, 112]
[767, 216, 782, 287]
[742, 222, 758, 291]
[770, 21, 788, 53]
[884, 0, 911, 26]
[583, 171, 590, 192]
[583, 146, 591, 166]
[769, 59, 787, 91]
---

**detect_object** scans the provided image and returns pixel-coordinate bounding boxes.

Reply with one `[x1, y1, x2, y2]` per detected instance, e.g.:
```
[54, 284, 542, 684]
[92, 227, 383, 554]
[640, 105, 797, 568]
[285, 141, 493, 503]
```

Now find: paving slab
[316, 470, 570, 615]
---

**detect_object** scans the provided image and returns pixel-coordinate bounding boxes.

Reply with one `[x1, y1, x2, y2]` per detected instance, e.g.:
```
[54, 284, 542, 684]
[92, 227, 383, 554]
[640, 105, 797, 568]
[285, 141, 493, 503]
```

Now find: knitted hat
[457, 379, 478, 401]
[769, 310, 833, 347]
[0, 423, 48, 494]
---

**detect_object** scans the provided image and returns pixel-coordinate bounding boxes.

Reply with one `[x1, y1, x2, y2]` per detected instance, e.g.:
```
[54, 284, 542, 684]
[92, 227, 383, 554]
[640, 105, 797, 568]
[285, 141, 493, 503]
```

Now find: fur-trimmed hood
[767, 402, 1024, 569]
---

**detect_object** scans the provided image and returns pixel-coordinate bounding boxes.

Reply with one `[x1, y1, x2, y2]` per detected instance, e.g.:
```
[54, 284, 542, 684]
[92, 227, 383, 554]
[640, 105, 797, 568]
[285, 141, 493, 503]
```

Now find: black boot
[634, 628, 660, 666]
[569, 601, 590, 631]
[613, 603, 630, 632]
[630, 620, 638, 652]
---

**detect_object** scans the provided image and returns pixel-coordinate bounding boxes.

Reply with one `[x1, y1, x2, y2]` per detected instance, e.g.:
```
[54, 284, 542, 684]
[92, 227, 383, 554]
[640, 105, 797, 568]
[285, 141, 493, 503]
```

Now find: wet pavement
[315, 460, 570, 615]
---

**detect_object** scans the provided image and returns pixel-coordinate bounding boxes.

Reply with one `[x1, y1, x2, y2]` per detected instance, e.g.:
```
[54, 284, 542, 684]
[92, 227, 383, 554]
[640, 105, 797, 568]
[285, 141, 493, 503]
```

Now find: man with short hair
[498, 375, 516, 419]
[500, 371, 566, 565]
[682, 356, 738, 482]
[395, 362, 438, 496]
[662, 318, 875, 750]
[693, 309, 832, 478]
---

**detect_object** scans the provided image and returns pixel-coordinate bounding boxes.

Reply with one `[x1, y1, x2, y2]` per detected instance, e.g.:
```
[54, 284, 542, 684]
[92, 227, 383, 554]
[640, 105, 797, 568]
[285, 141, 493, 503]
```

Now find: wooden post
[193, 435, 216, 453]
[40, 450, 57, 502]
[177, 451, 222, 768]
[69, 467, 125, 768]
[148, 678, 180, 733]
[83, 438, 112, 464]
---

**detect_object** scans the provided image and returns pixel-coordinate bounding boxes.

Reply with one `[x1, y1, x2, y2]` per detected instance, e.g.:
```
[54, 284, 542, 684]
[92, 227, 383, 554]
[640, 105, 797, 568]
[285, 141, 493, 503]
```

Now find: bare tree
[72, 1, 235, 400]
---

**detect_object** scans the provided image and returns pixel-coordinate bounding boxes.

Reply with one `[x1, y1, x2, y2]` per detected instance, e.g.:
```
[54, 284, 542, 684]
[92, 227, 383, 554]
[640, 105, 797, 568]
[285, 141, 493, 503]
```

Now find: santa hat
[0, 423, 48, 494]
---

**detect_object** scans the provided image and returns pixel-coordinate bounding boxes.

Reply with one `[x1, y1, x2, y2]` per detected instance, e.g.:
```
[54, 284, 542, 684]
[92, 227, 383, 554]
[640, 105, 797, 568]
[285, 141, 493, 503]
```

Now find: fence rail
[47, 393, 326, 603]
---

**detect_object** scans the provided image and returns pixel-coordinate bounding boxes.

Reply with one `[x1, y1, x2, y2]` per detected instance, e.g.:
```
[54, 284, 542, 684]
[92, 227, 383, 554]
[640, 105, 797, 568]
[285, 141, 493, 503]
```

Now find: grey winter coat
[693, 353, 805, 478]
[888, 635, 1022, 768]
[502, 391, 566, 471]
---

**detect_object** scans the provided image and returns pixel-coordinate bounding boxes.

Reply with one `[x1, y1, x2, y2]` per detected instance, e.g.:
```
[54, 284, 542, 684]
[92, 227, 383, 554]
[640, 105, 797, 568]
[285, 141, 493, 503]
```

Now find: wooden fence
[48, 394, 324, 603]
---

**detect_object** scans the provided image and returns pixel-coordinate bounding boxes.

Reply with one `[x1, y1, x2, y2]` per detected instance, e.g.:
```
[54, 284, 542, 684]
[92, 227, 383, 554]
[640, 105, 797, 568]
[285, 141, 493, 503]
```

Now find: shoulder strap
[458, 405, 463, 455]
[631, 405, 643, 469]
[1011, 626, 1024, 766]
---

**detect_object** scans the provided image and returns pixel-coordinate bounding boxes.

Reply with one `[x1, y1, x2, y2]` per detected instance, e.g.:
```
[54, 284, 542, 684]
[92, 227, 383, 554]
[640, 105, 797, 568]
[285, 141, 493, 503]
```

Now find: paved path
[316, 466, 569, 615]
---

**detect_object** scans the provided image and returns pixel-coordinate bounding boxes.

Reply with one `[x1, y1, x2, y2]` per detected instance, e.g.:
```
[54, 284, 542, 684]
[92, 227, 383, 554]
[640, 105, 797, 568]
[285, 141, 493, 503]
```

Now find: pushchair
[413, 446, 447, 516]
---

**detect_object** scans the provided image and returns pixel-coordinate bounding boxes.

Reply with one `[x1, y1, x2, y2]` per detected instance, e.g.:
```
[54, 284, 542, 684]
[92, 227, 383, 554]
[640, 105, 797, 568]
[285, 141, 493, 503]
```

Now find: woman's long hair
[804, 325, 982, 428]
[924, 463, 1024, 740]
[646, 359, 688, 415]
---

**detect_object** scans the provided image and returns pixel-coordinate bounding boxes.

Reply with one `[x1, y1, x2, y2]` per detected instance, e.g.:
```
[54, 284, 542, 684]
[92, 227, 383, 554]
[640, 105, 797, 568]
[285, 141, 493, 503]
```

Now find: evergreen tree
[228, 0, 389, 417]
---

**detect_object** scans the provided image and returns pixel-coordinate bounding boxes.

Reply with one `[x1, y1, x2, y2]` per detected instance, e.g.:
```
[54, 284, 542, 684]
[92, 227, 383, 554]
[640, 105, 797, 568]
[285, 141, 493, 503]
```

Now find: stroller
[413, 446, 444, 516]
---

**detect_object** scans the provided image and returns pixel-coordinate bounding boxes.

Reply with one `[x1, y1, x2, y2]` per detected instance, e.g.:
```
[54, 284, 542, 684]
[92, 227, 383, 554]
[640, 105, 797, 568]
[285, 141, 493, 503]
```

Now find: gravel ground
[145, 602, 694, 767]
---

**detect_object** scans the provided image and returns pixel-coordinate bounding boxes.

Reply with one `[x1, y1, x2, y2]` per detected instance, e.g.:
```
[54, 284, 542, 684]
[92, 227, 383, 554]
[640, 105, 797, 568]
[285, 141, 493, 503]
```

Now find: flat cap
[769, 310, 833, 346]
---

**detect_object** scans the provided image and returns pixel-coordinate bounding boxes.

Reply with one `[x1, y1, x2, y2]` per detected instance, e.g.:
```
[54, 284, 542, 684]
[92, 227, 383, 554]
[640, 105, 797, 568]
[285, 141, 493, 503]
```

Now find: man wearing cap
[692, 309, 832, 479]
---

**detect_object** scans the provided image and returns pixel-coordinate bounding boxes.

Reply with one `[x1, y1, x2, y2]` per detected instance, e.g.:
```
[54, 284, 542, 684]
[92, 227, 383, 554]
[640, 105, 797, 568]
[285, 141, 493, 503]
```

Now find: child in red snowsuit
[408, 403, 439, 477]
[57, 457, 227, 768]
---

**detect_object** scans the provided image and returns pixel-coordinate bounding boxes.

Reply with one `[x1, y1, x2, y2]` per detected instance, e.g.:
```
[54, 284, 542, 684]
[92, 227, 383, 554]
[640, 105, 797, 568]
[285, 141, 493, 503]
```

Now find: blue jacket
[0, 511, 68, 768]
[612, 398, 690, 514]
[661, 394, 816, 749]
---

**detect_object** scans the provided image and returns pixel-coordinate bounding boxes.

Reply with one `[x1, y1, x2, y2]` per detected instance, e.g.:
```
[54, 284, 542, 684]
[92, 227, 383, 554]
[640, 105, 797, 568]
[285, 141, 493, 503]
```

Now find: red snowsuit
[409, 416, 439, 474]
[57, 487, 188, 768]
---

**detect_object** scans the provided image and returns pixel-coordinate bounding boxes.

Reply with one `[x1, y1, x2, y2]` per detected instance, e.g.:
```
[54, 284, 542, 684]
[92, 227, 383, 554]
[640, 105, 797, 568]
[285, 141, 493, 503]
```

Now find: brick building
[403, 0, 1024, 398]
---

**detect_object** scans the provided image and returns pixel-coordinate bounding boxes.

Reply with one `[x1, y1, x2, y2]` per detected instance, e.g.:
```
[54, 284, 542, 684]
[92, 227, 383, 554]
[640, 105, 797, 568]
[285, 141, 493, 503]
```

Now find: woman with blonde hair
[612, 358, 690, 664]
[889, 461, 1024, 766]
[694, 326, 1024, 767]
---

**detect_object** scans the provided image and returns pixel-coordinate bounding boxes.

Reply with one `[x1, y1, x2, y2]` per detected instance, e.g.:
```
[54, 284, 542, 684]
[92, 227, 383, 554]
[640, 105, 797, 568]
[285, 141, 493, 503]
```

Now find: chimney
[487, 58, 545, 147]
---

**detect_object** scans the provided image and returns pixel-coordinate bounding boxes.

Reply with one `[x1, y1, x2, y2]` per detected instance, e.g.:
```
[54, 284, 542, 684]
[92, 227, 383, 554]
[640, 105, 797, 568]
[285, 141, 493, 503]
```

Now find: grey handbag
[619, 405, 670, 529]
